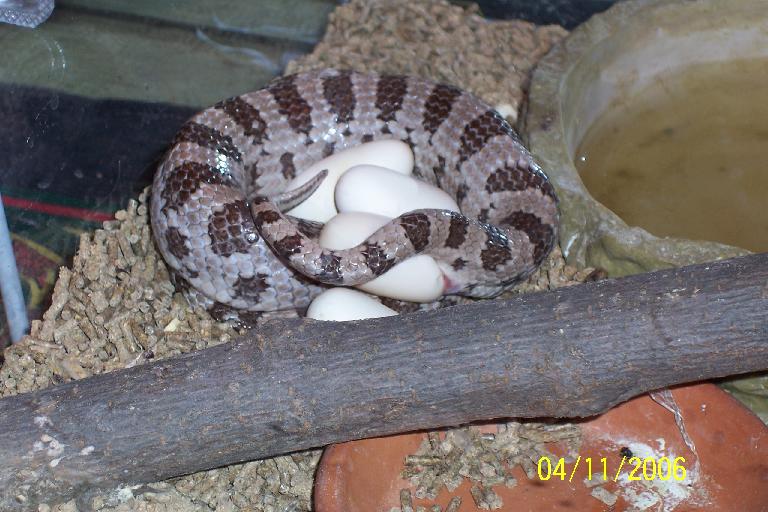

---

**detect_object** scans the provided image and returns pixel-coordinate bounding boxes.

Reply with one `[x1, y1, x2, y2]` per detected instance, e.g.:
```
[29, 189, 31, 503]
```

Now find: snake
[150, 68, 559, 324]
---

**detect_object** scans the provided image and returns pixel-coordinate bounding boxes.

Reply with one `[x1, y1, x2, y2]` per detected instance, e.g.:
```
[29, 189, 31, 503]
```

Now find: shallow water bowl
[314, 384, 768, 511]
[523, 0, 766, 276]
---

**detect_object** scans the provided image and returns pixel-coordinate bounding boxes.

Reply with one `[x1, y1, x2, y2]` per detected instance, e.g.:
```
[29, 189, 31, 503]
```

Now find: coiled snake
[150, 69, 558, 323]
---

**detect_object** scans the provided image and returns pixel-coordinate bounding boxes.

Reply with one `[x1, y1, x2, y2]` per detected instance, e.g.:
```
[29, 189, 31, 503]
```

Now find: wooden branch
[2, 253, 767, 509]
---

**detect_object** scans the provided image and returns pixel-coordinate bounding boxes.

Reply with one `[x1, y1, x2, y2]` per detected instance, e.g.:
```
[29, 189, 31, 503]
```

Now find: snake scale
[150, 69, 559, 323]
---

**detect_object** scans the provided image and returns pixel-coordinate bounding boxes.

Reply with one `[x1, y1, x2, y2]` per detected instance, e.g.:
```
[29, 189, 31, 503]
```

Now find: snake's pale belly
[150, 69, 558, 322]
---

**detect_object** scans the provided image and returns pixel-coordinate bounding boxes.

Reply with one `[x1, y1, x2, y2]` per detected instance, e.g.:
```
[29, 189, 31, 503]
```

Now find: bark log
[1, 253, 767, 509]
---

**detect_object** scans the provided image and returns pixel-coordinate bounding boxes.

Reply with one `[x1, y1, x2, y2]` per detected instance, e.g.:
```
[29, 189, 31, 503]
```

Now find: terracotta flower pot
[315, 384, 768, 511]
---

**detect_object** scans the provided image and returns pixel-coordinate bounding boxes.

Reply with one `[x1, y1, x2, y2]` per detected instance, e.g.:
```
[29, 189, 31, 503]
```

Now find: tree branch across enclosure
[1, 253, 767, 510]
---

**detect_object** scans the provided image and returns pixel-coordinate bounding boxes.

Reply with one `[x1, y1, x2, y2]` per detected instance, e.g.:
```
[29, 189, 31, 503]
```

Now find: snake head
[436, 260, 512, 299]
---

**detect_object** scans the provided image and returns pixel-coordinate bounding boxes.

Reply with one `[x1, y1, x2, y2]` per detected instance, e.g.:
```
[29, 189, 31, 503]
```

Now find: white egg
[335, 164, 459, 218]
[285, 140, 414, 222]
[319, 212, 446, 303]
[306, 288, 397, 321]
[358, 255, 445, 303]
[318, 211, 390, 250]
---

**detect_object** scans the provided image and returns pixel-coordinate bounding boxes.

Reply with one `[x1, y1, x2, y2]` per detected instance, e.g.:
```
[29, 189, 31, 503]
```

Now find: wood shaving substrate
[0, 1, 578, 511]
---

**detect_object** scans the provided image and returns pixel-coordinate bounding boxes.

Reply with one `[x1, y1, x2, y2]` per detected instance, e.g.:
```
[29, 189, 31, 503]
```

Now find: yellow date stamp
[537, 455, 687, 483]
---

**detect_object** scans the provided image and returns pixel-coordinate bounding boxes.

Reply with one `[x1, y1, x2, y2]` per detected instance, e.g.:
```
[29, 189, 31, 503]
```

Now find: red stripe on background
[3, 195, 113, 222]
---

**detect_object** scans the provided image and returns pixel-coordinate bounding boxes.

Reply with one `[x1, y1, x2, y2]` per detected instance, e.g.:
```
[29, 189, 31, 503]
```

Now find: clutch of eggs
[283, 141, 460, 321]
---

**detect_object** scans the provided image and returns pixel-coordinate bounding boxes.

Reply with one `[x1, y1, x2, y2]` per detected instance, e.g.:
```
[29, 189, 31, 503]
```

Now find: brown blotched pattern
[174, 121, 242, 163]
[458, 110, 516, 163]
[280, 152, 296, 180]
[151, 69, 558, 323]
[215, 96, 268, 144]
[376, 75, 408, 123]
[273, 233, 304, 257]
[232, 274, 271, 300]
[445, 213, 469, 249]
[363, 243, 397, 276]
[165, 227, 190, 261]
[452, 257, 467, 270]
[423, 84, 462, 135]
[268, 75, 313, 135]
[322, 70, 356, 124]
[252, 206, 281, 229]
[487, 164, 542, 194]
[207, 200, 255, 257]
[400, 213, 431, 252]
[480, 242, 513, 272]
[160, 162, 229, 213]
[315, 253, 345, 284]
[503, 210, 555, 265]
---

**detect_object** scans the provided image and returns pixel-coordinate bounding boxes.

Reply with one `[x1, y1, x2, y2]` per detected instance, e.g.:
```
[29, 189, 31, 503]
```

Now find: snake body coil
[151, 69, 558, 322]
